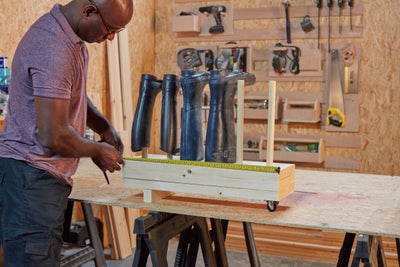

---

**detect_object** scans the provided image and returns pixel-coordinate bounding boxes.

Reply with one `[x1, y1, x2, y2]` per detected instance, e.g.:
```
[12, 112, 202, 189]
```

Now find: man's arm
[86, 98, 124, 154]
[34, 96, 122, 172]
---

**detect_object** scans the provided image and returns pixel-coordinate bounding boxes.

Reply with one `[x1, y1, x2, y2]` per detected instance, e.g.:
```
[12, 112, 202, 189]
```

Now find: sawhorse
[336, 233, 396, 267]
[209, 219, 261, 267]
[62, 200, 107, 267]
[132, 211, 261, 267]
[132, 211, 217, 267]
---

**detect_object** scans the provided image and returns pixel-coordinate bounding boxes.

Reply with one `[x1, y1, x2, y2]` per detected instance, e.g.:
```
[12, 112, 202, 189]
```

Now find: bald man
[0, 0, 134, 266]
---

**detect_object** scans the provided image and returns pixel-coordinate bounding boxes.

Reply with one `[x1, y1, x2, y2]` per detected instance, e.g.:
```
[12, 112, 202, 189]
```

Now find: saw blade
[327, 49, 345, 127]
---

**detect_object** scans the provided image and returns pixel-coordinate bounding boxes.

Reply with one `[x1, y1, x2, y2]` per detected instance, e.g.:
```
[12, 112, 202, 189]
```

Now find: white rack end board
[123, 155, 295, 203]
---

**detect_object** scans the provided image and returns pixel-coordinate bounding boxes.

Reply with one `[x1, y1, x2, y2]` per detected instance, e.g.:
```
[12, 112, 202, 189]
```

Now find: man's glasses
[88, 0, 124, 35]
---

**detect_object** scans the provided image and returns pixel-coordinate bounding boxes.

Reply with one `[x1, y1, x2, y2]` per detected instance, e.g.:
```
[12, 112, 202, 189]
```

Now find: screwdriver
[316, 0, 322, 49]
[338, 0, 345, 34]
[327, 0, 333, 52]
[348, 0, 354, 31]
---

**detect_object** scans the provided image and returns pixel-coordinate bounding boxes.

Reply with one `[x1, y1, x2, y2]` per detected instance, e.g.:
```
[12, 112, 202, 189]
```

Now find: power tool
[177, 48, 202, 71]
[177, 48, 215, 71]
[199, 5, 226, 34]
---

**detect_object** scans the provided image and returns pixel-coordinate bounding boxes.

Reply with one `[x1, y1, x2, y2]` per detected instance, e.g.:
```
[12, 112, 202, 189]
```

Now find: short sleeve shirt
[0, 4, 88, 185]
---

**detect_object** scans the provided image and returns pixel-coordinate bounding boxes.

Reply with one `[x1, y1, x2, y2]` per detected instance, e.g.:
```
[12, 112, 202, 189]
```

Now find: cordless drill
[199, 5, 226, 34]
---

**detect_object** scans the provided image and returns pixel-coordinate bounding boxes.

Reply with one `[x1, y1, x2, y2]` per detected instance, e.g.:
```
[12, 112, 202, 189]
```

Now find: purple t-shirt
[0, 4, 88, 185]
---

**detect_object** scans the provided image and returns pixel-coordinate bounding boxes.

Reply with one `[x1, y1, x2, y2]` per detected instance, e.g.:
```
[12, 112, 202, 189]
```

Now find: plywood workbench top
[71, 159, 400, 239]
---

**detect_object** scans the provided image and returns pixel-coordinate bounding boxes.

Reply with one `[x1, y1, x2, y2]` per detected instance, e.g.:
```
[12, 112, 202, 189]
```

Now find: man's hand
[100, 127, 124, 155]
[91, 141, 123, 173]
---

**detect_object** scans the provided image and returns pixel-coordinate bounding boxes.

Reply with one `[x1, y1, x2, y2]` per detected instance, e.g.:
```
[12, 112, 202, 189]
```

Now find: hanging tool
[199, 49, 215, 71]
[272, 43, 301, 74]
[282, 0, 291, 44]
[327, 0, 333, 52]
[338, 0, 345, 34]
[177, 48, 202, 70]
[198, 5, 227, 34]
[316, 0, 322, 49]
[326, 49, 345, 128]
[340, 43, 356, 94]
[348, 0, 354, 31]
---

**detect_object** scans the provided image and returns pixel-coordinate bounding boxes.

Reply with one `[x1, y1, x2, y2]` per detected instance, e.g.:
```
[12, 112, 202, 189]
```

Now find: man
[0, 0, 134, 266]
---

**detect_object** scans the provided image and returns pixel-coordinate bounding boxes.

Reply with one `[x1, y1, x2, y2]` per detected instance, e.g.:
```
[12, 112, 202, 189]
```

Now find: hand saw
[326, 49, 345, 128]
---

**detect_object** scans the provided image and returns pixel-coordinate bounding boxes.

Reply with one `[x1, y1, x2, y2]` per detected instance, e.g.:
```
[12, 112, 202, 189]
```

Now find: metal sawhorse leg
[62, 200, 107, 267]
[336, 233, 387, 267]
[209, 219, 261, 267]
[132, 211, 217, 267]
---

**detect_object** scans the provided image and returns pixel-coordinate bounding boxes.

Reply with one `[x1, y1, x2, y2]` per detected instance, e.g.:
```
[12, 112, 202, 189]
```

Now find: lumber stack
[224, 221, 399, 266]
[102, 29, 141, 259]
[77, 29, 140, 259]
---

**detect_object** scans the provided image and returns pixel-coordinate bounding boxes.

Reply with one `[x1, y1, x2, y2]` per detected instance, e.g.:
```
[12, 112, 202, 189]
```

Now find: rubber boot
[131, 74, 162, 152]
[205, 70, 228, 162]
[160, 74, 179, 155]
[179, 70, 210, 161]
[224, 71, 256, 162]
[205, 71, 256, 163]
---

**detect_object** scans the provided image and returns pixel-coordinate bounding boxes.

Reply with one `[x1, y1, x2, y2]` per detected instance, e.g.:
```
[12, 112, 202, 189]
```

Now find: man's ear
[84, 5, 97, 17]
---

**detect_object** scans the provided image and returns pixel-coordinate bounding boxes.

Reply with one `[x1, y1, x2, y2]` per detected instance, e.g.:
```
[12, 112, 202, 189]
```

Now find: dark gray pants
[0, 158, 71, 267]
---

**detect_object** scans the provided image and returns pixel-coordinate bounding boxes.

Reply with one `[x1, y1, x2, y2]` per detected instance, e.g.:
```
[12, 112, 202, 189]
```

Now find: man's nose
[106, 33, 116, 41]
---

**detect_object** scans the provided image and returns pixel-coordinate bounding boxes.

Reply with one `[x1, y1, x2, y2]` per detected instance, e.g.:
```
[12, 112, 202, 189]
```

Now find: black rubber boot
[131, 74, 162, 152]
[205, 70, 228, 162]
[179, 70, 210, 161]
[160, 74, 180, 155]
[205, 71, 256, 163]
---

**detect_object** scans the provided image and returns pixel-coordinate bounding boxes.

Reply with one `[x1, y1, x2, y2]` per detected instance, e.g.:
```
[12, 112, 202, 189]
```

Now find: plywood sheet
[72, 159, 400, 239]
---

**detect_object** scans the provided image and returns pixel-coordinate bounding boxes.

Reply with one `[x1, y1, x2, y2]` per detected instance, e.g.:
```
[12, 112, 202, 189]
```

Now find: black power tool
[199, 5, 226, 34]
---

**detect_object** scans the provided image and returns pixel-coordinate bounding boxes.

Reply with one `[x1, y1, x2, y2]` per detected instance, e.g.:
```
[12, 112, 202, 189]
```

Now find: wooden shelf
[282, 99, 321, 123]
[259, 136, 325, 164]
[172, 15, 201, 33]
[235, 92, 282, 120]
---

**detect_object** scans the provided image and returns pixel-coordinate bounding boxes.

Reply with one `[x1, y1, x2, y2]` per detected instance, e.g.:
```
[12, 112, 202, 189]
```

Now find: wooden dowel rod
[266, 81, 276, 166]
[142, 147, 148, 159]
[236, 80, 245, 164]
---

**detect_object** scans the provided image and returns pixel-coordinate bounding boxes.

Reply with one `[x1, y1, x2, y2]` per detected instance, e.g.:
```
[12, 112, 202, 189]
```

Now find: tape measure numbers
[125, 157, 280, 174]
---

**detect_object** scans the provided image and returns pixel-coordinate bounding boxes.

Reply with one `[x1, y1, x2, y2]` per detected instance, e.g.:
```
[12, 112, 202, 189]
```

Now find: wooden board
[71, 159, 400, 238]
[122, 155, 295, 203]
[71, 159, 400, 265]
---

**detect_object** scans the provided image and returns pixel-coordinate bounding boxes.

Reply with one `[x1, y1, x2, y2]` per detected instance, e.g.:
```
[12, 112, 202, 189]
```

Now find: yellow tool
[125, 157, 281, 173]
[326, 49, 345, 128]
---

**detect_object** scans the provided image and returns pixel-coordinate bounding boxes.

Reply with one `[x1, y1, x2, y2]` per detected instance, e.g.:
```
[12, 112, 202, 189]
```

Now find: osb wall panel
[154, 0, 400, 176]
[126, 0, 156, 116]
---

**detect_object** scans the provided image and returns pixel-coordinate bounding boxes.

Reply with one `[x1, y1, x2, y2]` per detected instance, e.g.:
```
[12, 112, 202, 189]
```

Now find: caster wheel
[266, 201, 279, 212]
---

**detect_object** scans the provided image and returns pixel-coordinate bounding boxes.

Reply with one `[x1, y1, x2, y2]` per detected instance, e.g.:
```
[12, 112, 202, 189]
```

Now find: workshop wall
[153, 0, 400, 176]
[0, 0, 155, 125]
[1, 1, 397, 176]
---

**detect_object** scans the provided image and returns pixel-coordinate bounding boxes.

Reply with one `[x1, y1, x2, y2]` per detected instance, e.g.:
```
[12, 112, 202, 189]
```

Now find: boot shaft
[179, 70, 210, 161]
[131, 74, 162, 152]
[160, 74, 179, 155]
[180, 70, 210, 111]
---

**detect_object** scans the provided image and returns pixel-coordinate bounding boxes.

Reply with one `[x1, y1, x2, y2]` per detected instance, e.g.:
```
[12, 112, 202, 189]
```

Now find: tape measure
[125, 157, 280, 174]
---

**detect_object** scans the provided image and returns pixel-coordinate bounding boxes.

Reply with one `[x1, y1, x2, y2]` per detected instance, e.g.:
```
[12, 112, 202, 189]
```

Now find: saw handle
[327, 108, 346, 128]
[284, 2, 291, 43]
